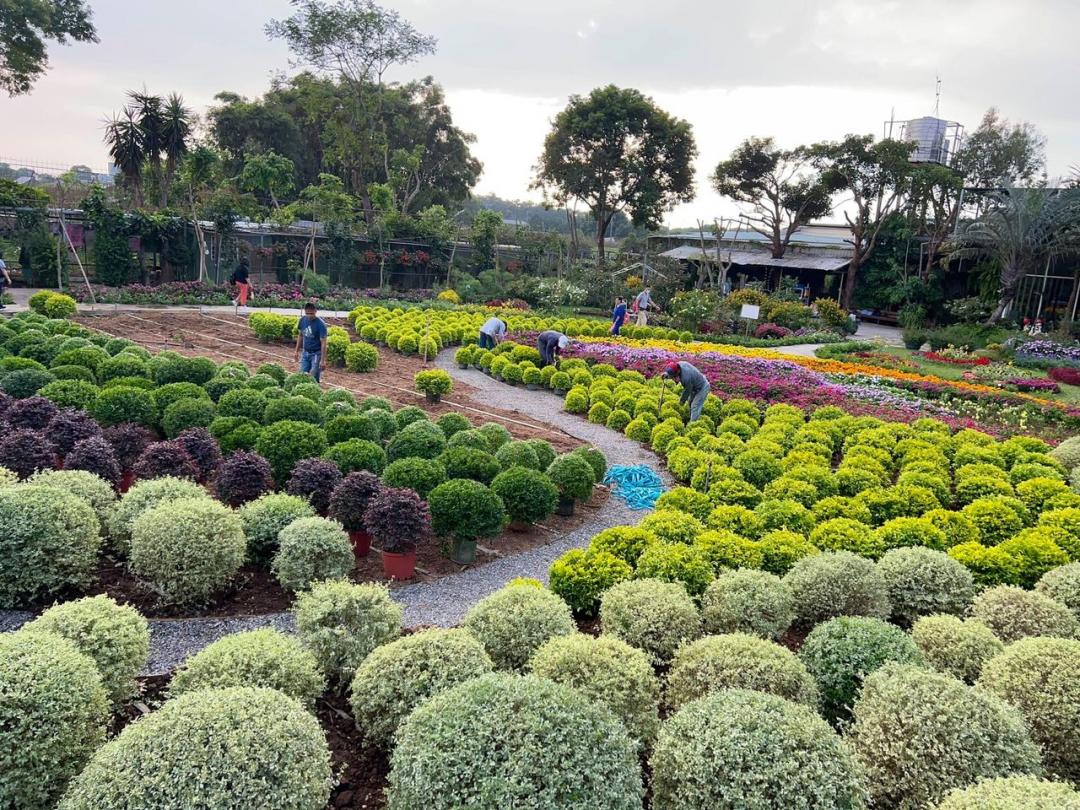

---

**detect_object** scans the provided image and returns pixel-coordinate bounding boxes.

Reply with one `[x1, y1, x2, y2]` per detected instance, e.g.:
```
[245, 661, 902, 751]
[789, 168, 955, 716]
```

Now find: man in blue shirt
[294, 302, 328, 383]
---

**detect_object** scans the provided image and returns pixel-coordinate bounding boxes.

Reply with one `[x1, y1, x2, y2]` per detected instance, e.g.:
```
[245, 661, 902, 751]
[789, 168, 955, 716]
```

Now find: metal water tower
[884, 79, 965, 167]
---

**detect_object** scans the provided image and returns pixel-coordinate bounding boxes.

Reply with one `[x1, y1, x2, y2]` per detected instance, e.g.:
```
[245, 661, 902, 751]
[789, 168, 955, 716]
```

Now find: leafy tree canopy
[0, 0, 97, 95]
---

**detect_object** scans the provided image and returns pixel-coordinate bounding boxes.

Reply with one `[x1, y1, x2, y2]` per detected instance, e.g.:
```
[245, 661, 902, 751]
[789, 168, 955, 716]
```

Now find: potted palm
[546, 453, 597, 517]
[328, 471, 382, 557]
[428, 478, 507, 564]
[415, 369, 454, 404]
[491, 466, 559, 531]
[363, 486, 431, 580]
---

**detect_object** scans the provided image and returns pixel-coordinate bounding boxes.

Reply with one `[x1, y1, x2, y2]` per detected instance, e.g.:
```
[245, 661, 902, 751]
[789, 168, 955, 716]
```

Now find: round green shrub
[638, 509, 705, 545]
[528, 633, 661, 745]
[872, 515, 949, 554]
[654, 487, 711, 521]
[494, 439, 541, 471]
[28, 468, 115, 526]
[238, 492, 316, 562]
[254, 420, 328, 484]
[490, 466, 558, 525]
[978, 637, 1080, 783]
[160, 397, 216, 439]
[349, 628, 493, 747]
[700, 569, 793, 639]
[706, 503, 765, 537]
[463, 584, 575, 671]
[666, 633, 818, 710]
[293, 580, 402, 684]
[1036, 561, 1080, 620]
[216, 387, 268, 422]
[169, 629, 325, 708]
[0, 631, 108, 809]
[998, 529, 1071, 587]
[130, 497, 246, 606]
[324, 413, 378, 445]
[387, 419, 447, 461]
[757, 529, 819, 575]
[523, 438, 556, 470]
[972, 585, 1078, 643]
[962, 498, 1026, 546]
[435, 412, 470, 439]
[380, 456, 446, 498]
[208, 415, 262, 453]
[549, 549, 633, 617]
[635, 542, 714, 597]
[263, 394, 322, 426]
[925, 508, 982, 546]
[344, 341, 379, 372]
[948, 541, 1021, 587]
[437, 446, 501, 485]
[849, 663, 1042, 810]
[600, 578, 701, 664]
[754, 498, 815, 537]
[429, 478, 506, 541]
[808, 517, 882, 557]
[386, 673, 642, 810]
[322, 438, 386, 476]
[784, 550, 890, 624]
[58, 686, 332, 810]
[800, 616, 922, 725]
[650, 689, 864, 810]
[877, 547, 976, 623]
[39, 378, 100, 410]
[812, 495, 873, 524]
[911, 614, 1004, 684]
[23, 594, 148, 706]
[546, 452, 595, 501]
[272, 516, 355, 592]
[0, 485, 101, 608]
[90, 385, 157, 427]
[933, 776, 1080, 810]
[694, 529, 764, 571]
[0, 367, 56, 398]
[107, 476, 206, 556]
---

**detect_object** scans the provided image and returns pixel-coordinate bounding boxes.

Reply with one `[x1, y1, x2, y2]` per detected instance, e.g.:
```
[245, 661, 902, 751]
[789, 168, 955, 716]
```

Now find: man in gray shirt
[663, 361, 711, 422]
[478, 317, 507, 350]
[633, 286, 655, 326]
[537, 330, 570, 366]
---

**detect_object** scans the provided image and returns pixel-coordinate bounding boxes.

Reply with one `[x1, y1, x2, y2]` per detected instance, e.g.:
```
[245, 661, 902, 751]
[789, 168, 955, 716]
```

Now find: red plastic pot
[119, 470, 135, 493]
[349, 529, 372, 557]
[382, 549, 417, 580]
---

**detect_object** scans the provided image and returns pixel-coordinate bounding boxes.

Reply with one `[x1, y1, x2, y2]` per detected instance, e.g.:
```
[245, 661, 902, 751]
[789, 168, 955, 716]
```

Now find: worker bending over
[478, 317, 507, 350]
[537, 330, 570, 366]
[663, 361, 711, 422]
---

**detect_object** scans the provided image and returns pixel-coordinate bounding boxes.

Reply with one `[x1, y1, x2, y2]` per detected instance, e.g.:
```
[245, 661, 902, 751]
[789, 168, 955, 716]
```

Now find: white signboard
[740, 304, 761, 320]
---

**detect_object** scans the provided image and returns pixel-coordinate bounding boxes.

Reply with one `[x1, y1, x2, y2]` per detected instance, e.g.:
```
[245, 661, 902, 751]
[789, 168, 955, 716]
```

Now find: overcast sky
[3, 0, 1078, 224]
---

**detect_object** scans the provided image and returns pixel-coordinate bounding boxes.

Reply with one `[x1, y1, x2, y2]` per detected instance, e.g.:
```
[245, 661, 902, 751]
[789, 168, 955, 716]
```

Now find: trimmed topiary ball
[0, 427, 56, 479]
[933, 776, 1080, 810]
[6, 394, 59, 430]
[129, 497, 246, 606]
[666, 633, 818, 710]
[293, 580, 402, 685]
[103, 422, 154, 470]
[107, 476, 208, 556]
[272, 516, 355, 592]
[238, 492, 316, 563]
[132, 440, 198, 482]
[328, 471, 382, 533]
[387, 419, 447, 461]
[700, 569, 794, 639]
[546, 452, 596, 501]
[972, 585, 1078, 643]
[1036, 561, 1080, 620]
[174, 427, 222, 482]
[978, 636, 1080, 782]
[58, 686, 332, 810]
[429, 478, 506, 542]
[0, 485, 100, 607]
[876, 547, 976, 624]
[800, 616, 922, 725]
[386, 672, 643, 810]
[28, 468, 116, 526]
[437, 446, 501, 485]
[849, 663, 1042, 809]
[349, 628, 494, 747]
[494, 439, 541, 471]
[912, 614, 1004, 684]
[638, 509, 705, 545]
[90, 385, 157, 428]
[47, 408, 104, 458]
[549, 549, 633, 617]
[379, 456, 446, 498]
[22, 594, 148, 707]
[651, 688, 865, 810]
[635, 542, 714, 597]
[757, 529, 819, 575]
[215, 450, 274, 507]
[0, 631, 108, 809]
[286, 457, 343, 515]
[784, 550, 890, 624]
[490, 466, 559, 525]
[255, 420, 328, 485]
[528, 633, 661, 745]
[463, 583, 575, 671]
[169, 629, 325, 709]
[161, 397, 216, 439]
[600, 578, 701, 664]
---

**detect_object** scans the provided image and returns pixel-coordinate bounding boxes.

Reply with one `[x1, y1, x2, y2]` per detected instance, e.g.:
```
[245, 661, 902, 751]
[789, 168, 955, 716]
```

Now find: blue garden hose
[603, 465, 666, 510]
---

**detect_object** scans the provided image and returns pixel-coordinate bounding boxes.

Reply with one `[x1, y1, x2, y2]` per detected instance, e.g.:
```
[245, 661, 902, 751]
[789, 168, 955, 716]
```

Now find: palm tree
[104, 108, 146, 206]
[160, 93, 192, 208]
[128, 89, 165, 204]
[951, 186, 1080, 323]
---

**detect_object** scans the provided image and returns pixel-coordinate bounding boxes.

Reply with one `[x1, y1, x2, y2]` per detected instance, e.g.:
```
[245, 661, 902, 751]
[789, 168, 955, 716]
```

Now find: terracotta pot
[449, 537, 477, 564]
[349, 529, 372, 557]
[508, 519, 531, 532]
[382, 549, 417, 580]
[556, 496, 575, 517]
[119, 470, 135, 493]
[425, 391, 441, 404]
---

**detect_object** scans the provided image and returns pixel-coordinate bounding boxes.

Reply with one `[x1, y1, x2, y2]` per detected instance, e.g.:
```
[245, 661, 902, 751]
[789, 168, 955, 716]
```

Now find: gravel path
[0, 348, 668, 674]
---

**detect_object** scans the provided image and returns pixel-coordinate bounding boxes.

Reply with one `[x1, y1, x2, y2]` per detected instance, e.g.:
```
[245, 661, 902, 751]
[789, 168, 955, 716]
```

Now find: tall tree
[533, 85, 696, 264]
[103, 108, 145, 206]
[953, 108, 1046, 192]
[104, 89, 191, 209]
[711, 136, 837, 259]
[807, 135, 916, 309]
[950, 187, 1080, 323]
[177, 145, 221, 282]
[266, 0, 437, 219]
[0, 0, 97, 95]
[239, 150, 296, 209]
[160, 93, 193, 208]
[471, 209, 502, 271]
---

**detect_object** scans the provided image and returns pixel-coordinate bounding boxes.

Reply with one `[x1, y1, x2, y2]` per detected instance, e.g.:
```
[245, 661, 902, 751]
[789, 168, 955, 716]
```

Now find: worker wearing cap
[537, 330, 570, 367]
[663, 361, 711, 422]
[478, 317, 507, 350]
